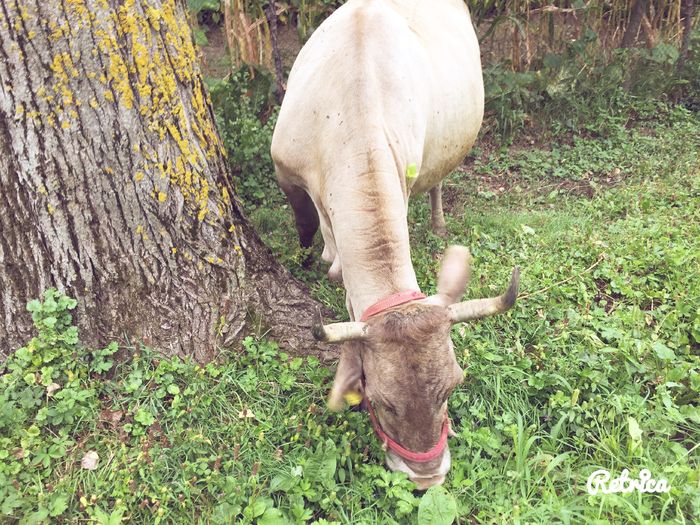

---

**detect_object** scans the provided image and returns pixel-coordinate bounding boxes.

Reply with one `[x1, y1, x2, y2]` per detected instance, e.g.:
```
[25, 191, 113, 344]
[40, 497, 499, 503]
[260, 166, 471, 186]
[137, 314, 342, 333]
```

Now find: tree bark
[621, 0, 650, 48]
[0, 0, 333, 362]
[676, 0, 696, 73]
[265, 0, 286, 103]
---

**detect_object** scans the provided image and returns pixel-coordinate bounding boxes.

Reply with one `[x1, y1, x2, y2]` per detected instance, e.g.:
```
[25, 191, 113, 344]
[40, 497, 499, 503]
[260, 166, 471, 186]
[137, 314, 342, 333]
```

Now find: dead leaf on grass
[238, 408, 255, 419]
[100, 409, 124, 424]
[81, 450, 99, 470]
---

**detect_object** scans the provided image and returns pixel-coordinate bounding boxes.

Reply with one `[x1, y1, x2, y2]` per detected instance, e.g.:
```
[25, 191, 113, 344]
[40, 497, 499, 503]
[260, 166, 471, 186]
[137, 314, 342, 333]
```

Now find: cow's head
[313, 246, 519, 489]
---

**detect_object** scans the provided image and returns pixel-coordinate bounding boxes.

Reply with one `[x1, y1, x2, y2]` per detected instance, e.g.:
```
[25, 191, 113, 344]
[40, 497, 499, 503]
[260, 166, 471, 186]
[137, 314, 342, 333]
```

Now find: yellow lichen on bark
[46, 52, 80, 128]
[56, 0, 228, 222]
[2, 0, 239, 279]
[64, 0, 91, 30]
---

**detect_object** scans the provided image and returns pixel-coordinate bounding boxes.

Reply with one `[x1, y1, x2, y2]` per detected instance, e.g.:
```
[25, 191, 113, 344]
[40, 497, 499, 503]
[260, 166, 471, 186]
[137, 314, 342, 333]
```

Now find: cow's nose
[385, 447, 451, 489]
[410, 474, 445, 490]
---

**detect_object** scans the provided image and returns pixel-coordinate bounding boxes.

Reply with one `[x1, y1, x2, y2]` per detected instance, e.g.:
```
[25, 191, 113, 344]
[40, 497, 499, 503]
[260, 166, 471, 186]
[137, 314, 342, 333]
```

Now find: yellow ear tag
[343, 391, 363, 406]
[406, 163, 418, 180]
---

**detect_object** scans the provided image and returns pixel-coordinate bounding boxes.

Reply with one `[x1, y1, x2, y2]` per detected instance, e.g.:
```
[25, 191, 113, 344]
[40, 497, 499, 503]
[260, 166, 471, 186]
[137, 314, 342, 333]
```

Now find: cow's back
[271, 0, 483, 198]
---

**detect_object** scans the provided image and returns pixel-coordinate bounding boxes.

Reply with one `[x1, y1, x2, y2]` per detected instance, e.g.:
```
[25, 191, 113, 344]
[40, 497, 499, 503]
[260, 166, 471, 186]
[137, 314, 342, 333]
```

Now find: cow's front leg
[429, 184, 448, 237]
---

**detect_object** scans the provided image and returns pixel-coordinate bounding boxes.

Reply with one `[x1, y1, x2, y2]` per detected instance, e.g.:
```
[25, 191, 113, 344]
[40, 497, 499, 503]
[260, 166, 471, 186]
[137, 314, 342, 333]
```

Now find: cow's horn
[312, 321, 369, 343]
[448, 267, 520, 323]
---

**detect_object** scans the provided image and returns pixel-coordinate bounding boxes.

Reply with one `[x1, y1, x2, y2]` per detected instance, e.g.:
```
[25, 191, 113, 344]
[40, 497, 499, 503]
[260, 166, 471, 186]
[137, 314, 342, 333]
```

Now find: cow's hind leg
[280, 182, 319, 266]
[429, 184, 448, 237]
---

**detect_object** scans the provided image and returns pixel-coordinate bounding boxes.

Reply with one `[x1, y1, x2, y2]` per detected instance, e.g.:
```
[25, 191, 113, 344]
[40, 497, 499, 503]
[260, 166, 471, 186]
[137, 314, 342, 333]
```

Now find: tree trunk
[676, 0, 696, 73]
[621, 0, 650, 48]
[0, 0, 333, 362]
[265, 0, 286, 103]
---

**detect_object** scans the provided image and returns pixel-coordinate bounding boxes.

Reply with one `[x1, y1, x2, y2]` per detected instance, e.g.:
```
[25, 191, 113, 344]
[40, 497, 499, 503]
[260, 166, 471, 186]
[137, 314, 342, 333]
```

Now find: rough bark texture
[0, 0, 334, 362]
[676, 0, 696, 73]
[265, 0, 285, 103]
[621, 0, 649, 48]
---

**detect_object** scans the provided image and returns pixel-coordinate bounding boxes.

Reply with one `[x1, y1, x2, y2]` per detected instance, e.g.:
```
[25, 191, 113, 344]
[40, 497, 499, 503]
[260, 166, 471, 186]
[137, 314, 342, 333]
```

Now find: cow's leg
[320, 224, 342, 282]
[429, 184, 448, 237]
[278, 181, 319, 266]
[328, 256, 343, 283]
[320, 223, 336, 263]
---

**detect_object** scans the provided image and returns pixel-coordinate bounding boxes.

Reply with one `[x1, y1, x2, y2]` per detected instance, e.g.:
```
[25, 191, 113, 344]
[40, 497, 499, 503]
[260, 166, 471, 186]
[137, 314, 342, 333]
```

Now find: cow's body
[270, 0, 513, 490]
[271, 0, 484, 321]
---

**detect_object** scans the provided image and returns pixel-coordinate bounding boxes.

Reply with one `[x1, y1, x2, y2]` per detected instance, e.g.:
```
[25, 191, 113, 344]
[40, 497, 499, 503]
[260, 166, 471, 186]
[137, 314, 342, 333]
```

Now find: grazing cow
[271, 0, 519, 488]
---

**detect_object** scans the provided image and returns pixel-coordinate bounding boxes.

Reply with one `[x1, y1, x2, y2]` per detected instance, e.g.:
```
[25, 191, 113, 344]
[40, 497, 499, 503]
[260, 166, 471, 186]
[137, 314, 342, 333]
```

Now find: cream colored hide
[270, 0, 509, 489]
[271, 0, 484, 320]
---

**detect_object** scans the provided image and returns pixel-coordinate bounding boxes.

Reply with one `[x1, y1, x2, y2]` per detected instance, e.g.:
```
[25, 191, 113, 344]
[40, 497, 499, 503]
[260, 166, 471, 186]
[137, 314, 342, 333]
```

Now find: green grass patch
[2, 104, 700, 523]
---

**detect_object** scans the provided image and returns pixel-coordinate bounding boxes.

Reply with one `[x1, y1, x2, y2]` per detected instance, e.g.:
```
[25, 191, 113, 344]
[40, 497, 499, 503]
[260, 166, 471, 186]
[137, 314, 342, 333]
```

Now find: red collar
[365, 398, 451, 463]
[360, 290, 427, 321]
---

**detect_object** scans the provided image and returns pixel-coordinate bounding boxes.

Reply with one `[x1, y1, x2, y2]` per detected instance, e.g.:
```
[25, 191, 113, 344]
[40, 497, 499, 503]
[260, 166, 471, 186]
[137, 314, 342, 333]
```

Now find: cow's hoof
[299, 248, 315, 269]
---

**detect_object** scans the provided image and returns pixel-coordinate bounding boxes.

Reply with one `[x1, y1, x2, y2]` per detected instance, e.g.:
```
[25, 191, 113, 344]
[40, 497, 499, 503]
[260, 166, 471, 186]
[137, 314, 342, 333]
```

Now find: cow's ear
[328, 344, 363, 411]
[435, 245, 472, 305]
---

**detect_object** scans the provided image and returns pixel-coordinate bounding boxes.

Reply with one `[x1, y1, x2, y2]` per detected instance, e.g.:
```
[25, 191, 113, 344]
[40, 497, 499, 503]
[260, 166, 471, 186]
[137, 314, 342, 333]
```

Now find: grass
[1, 102, 699, 523]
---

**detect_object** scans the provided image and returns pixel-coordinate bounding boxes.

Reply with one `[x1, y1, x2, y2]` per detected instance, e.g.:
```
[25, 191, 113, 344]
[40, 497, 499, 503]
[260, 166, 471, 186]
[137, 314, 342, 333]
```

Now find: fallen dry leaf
[46, 383, 61, 396]
[100, 409, 124, 424]
[238, 408, 255, 419]
[81, 450, 99, 470]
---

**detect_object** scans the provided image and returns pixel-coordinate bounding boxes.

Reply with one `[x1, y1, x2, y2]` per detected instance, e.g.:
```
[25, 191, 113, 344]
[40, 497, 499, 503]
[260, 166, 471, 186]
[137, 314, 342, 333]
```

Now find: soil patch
[198, 21, 302, 79]
[198, 22, 231, 79]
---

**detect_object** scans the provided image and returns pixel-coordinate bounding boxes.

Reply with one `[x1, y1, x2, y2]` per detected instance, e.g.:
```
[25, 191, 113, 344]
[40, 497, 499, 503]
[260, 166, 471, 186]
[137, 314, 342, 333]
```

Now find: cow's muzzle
[385, 447, 451, 490]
